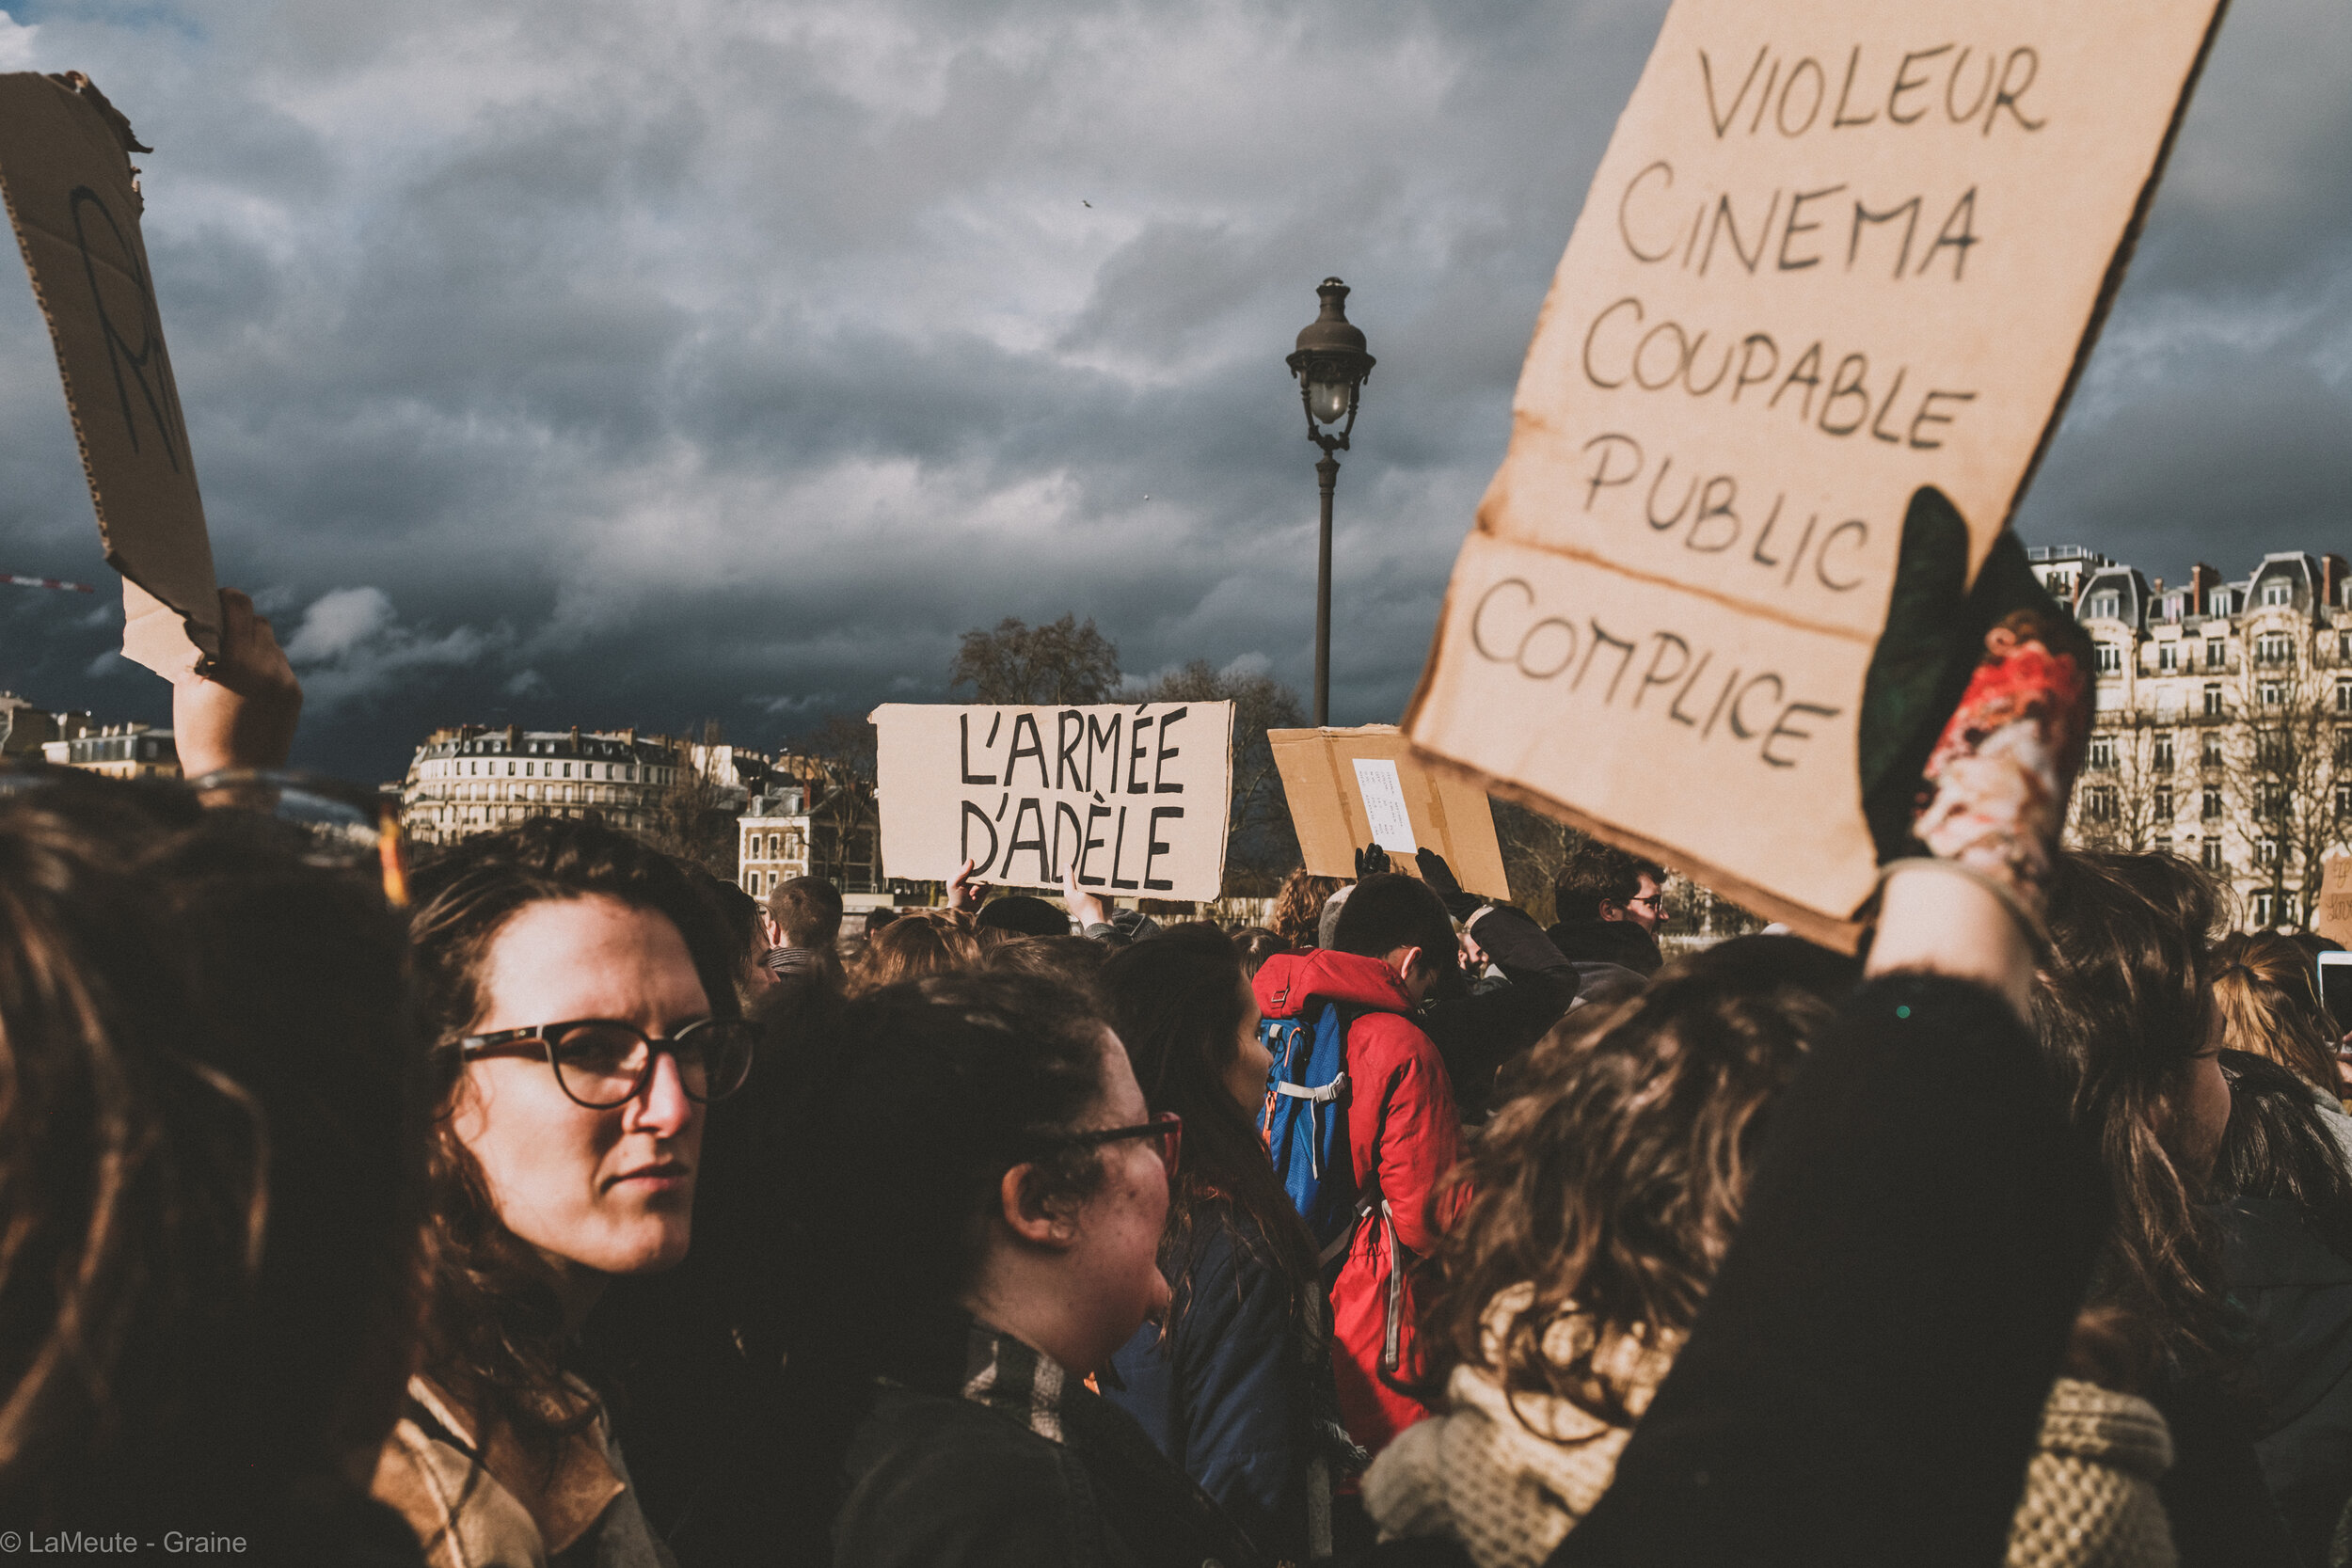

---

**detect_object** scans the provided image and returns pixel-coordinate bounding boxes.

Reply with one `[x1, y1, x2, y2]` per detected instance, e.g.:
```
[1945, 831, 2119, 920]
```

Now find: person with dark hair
[1409, 849, 1593, 1124]
[977, 893, 1074, 938]
[764, 875, 846, 993]
[1098, 925, 1358, 1561]
[2032, 851, 2296, 1568]
[377, 816, 755, 1566]
[864, 906, 901, 939]
[2205, 1048, 2352, 1565]
[982, 931, 1112, 1000]
[1546, 849, 1665, 982]
[771, 970, 1266, 1568]
[1233, 926, 1290, 979]
[1254, 872, 1464, 1456]
[0, 779, 427, 1562]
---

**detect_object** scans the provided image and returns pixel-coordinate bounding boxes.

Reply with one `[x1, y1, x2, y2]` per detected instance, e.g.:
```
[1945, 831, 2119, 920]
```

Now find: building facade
[40, 723, 180, 780]
[738, 786, 811, 899]
[2040, 546, 2352, 926]
[400, 724, 685, 844]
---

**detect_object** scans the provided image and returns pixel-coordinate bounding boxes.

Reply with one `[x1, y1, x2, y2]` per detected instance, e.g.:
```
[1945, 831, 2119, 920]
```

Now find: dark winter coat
[2216, 1195, 2352, 1566]
[1419, 905, 1584, 1124]
[1543, 918, 1662, 980]
[1253, 950, 1463, 1456]
[1549, 974, 2109, 1568]
[1104, 1202, 1347, 1564]
[834, 1323, 1267, 1568]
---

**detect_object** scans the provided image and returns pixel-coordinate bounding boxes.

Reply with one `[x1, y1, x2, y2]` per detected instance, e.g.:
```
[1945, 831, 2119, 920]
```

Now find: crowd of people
[5, 585, 2352, 1568]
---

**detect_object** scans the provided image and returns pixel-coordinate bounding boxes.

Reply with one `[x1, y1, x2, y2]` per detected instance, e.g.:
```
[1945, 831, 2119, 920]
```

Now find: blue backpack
[1258, 1002, 1362, 1264]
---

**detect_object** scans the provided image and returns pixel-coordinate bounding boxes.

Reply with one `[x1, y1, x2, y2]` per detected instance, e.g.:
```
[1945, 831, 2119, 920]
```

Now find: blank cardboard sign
[0, 72, 216, 676]
[1404, 0, 2226, 945]
[874, 703, 1235, 901]
[1269, 725, 1511, 902]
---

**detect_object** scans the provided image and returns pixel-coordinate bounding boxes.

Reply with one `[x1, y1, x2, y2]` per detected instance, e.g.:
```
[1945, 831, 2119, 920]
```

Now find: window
[2096, 643, 2122, 674]
[2202, 787, 2223, 821]
[2262, 781, 2288, 820]
[2258, 731, 2289, 769]
[2338, 681, 2352, 714]
[2257, 633, 2292, 665]
[2089, 735, 2116, 769]
[563, 764, 572, 778]
[2257, 838, 2282, 867]
[2253, 891, 2278, 926]
[768, 833, 780, 857]
[2339, 729, 2352, 768]
[2086, 591, 2121, 621]
[2207, 640, 2225, 670]
[2083, 785, 2119, 824]
[2204, 684, 2224, 717]
[525, 762, 534, 777]
[2153, 734, 2175, 771]
[2201, 840, 2225, 871]
[2338, 783, 2352, 820]
[2158, 642, 2178, 673]
[2262, 681, 2286, 707]
[2213, 590, 2234, 616]
[2202, 732, 2223, 768]
[2153, 785, 2173, 821]
[2264, 580, 2292, 607]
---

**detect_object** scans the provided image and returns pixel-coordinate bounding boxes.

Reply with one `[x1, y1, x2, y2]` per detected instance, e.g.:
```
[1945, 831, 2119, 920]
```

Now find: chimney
[504, 723, 520, 752]
[569, 725, 581, 752]
[622, 727, 637, 746]
[2188, 563, 2220, 618]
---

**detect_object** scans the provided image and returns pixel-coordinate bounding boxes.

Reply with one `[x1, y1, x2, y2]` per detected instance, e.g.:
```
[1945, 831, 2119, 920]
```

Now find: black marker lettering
[1153, 707, 1186, 792]
[961, 713, 996, 784]
[1143, 807, 1183, 892]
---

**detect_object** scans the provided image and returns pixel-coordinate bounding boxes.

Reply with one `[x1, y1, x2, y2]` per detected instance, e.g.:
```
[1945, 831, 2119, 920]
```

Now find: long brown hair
[406, 817, 738, 1461]
[2210, 931, 2340, 1096]
[2034, 851, 2231, 1387]
[1417, 937, 1853, 1426]
[1098, 924, 1318, 1314]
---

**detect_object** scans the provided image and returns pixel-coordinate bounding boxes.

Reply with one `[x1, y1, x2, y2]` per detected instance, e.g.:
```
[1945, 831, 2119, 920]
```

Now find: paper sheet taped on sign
[1351, 759, 1420, 855]
[0, 71, 216, 676]
[1405, 0, 2226, 942]
[1268, 725, 1511, 902]
[873, 703, 1235, 902]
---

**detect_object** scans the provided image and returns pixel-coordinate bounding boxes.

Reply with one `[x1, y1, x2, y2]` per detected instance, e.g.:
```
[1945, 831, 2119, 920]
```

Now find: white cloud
[281, 586, 506, 712]
[0, 12, 38, 71]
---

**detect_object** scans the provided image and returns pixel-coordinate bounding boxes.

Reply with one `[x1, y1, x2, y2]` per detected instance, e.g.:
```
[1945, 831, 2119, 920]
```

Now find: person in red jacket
[1252, 874, 1464, 1457]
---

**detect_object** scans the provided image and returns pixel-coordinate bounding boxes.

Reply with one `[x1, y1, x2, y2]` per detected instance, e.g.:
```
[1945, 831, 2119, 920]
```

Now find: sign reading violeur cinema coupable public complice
[1405, 0, 2227, 943]
[873, 703, 1237, 902]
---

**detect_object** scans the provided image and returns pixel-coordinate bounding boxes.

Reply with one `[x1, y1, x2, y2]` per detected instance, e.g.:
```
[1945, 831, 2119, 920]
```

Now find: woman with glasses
[1097, 925, 1358, 1565]
[374, 817, 754, 1568]
[767, 969, 1267, 1568]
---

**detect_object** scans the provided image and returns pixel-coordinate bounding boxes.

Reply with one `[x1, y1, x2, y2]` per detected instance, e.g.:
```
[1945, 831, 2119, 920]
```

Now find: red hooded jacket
[1252, 948, 1462, 1455]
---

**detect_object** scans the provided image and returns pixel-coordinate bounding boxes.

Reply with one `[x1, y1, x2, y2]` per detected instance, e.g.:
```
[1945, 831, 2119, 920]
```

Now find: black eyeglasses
[448, 1017, 756, 1110]
[1041, 1111, 1182, 1177]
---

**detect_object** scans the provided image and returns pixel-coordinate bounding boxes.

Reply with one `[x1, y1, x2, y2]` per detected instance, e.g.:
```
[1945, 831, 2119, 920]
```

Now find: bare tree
[949, 614, 1122, 705]
[2069, 710, 2178, 855]
[2221, 645, 2352, 927]
[1132, 659, 1307, 895]
[644, 719, 741, 879]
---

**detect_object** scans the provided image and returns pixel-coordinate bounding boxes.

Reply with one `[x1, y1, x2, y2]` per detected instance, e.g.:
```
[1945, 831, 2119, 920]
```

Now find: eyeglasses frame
[448, 1015, 756, 1110]
[1040, 1110, 1183, 1177]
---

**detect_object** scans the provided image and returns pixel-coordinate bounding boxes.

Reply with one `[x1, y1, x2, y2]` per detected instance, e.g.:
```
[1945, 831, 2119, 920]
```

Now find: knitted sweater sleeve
[1552, 974, 2108, 1568]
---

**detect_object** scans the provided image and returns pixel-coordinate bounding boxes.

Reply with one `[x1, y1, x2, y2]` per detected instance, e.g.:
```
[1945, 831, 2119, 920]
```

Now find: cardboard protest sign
[1269, 725, 1511, 902]
[873, 702, 1235, 901]
[0, 71, 217, 676]
[2316, 859, 2352, 948]
[1403, 0, 2225, 944]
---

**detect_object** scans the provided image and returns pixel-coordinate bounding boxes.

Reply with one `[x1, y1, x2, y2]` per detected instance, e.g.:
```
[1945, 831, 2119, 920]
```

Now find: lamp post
[1286, 277, 1375, 727]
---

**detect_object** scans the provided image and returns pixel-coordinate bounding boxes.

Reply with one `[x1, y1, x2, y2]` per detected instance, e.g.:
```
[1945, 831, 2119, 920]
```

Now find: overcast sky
[2, 0, 2347, 783]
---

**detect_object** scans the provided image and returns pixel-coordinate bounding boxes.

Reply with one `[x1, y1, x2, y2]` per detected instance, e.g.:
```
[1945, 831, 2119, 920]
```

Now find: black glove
[1415, 848, 1484, 923]
[1354, 843, 1391, 879]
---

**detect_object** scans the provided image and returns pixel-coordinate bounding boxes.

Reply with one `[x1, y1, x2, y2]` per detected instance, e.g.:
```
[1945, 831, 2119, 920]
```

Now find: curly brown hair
[847, 907, 982, 994]
[1270, 870, 1342, 953]
[1415, 937, 1853, 1427]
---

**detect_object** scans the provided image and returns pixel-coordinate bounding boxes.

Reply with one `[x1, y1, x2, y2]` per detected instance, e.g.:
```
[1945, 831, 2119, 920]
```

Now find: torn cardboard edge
[1410, 741, 1866, 956]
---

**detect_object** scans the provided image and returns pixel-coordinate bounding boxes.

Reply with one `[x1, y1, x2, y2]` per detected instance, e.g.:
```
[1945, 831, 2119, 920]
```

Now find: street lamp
[1286, 277, 1375, 727]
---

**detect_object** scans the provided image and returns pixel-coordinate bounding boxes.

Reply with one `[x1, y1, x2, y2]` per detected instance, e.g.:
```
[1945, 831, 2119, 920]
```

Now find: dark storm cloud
[0, 0, 2346, 781]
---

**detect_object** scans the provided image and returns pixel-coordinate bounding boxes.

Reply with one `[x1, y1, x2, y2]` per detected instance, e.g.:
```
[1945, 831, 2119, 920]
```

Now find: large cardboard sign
[1269, 725, 1512, 902]
[873, 702, 1235, 901]
[1404, 0, 2225, 942]
[0, 72, 216, 676]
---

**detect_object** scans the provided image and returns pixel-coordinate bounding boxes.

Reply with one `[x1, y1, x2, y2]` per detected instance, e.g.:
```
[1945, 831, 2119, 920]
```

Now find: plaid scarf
[961, 1322, 1069, 1445]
